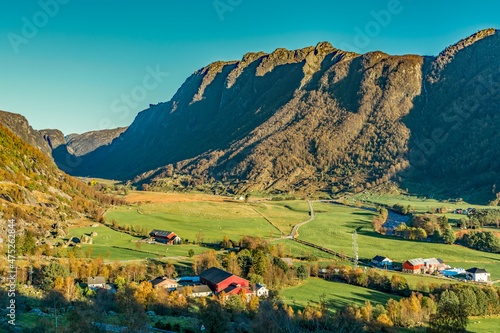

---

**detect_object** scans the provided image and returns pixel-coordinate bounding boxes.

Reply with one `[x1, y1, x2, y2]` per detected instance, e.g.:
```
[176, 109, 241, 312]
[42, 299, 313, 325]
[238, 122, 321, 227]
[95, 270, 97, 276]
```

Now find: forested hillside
[0, 122, 124, 242]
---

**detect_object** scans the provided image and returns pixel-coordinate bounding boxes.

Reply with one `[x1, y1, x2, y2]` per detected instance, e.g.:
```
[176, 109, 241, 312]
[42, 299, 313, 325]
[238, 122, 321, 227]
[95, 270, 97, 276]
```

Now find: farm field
[274, 239, 338, 260]
[297, 202, 500, 280]
[124, 190, 235, 204]
[352, 193, 494, 213]
[251, 200, 311, 234]
[282, 278, 400, 312]
[106, 201, 281, 243]
[467, 317, 500, 333]
[66, 225, 215, 260]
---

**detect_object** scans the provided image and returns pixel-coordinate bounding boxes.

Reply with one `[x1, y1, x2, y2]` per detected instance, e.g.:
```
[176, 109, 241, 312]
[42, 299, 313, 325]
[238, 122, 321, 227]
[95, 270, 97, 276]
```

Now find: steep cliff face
[0, 111, 53, 157]
[65, 127, 128, 156]
[39, 129, 67, 150]
[404, 29, 500, 202]
[69, 29, 499, 201]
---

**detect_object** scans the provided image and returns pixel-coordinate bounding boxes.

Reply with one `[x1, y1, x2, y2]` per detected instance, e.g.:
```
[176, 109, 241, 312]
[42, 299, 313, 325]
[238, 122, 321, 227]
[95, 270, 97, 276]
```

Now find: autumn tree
[134, 281, 156, 310]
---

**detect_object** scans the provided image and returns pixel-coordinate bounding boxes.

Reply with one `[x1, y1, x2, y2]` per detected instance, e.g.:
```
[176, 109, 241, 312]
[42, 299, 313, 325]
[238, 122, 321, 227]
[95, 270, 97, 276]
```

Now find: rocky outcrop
[0, 111, 52, 157]
[39, 129, 67, 150]
[65, 127, 128, 156]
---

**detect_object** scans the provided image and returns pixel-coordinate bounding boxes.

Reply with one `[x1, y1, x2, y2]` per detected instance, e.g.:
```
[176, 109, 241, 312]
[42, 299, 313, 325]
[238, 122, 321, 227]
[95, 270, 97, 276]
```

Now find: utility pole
[353, 230, 358, 270]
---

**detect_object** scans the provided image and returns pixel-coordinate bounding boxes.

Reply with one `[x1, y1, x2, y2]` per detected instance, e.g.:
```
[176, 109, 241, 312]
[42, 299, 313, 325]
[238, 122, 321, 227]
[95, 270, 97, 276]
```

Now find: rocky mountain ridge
[7, 29, 499, 203]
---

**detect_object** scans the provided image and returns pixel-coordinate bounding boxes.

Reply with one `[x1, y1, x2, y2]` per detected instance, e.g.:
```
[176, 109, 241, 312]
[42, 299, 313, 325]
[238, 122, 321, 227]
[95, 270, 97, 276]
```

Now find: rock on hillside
[39, 129, 67, 150]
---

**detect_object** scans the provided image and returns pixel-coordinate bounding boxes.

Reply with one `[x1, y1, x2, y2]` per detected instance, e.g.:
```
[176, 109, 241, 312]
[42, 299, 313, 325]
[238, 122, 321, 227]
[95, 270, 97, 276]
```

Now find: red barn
[403, 258, 425, 274]
[200, 267, 251, 295]
[149, 230, 181, 244]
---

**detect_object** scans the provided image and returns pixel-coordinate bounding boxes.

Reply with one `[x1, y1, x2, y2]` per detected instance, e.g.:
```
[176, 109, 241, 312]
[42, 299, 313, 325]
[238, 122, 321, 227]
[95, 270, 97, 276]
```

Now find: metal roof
[150, 229, 176, 238]
[199, 267, 234, 285]
[176, 285, 212, 294]
[424, 258, 440, 266]
[406, 258, 425, 266]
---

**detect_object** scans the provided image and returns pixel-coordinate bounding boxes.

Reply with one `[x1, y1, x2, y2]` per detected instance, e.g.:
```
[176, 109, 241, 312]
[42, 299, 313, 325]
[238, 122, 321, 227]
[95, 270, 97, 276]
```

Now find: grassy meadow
[352, 193, 495, 213]
[297, 202, 500, 280]
[106, 201, 282, 244]
[282, 278, 400, 313]
[66, 225, 215, 260]
[251, 200, 311, 234]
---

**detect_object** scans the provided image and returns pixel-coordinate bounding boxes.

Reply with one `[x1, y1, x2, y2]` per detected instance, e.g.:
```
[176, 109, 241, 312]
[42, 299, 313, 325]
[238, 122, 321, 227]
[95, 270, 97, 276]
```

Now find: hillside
[0, 111, 53, 157]
[0, 121, 123, 244]
[67, 29, 498, 202]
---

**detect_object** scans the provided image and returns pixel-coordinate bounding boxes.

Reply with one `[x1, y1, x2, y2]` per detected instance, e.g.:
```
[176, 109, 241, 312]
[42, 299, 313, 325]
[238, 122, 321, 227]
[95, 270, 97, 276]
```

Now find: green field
[352, 193, 494, 213]
[66, 225, 216, 260]
[251, 201, 311, 234]
[467, 317, 500, 333]
[274, 239, 338, 260]
[297, 203, 500, 280]
[282, 278, 400, 312]
[106, 201, 281, 243]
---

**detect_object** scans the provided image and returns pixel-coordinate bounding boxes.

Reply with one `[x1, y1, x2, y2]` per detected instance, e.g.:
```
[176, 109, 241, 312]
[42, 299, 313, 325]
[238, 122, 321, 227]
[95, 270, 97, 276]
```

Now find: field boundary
[293, 238, 351, 261]
[250, 207, 286, 236]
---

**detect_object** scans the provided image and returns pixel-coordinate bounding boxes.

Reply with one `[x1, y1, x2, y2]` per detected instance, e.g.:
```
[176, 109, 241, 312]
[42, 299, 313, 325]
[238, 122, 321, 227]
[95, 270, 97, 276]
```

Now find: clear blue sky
[0, 0, 498, 135]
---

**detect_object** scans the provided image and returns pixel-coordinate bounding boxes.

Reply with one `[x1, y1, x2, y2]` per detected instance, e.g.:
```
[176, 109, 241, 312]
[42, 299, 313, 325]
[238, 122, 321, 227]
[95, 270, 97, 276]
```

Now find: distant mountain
[65, 127, 128, 157]
[0, 111, 127, 174]
[60, 29, 500, 202]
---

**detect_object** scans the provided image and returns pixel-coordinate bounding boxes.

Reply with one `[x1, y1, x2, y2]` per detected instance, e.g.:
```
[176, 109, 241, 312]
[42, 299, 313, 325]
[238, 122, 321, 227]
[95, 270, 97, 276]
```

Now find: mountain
[0, 111, 128, 174]
[0, 111, 53, 157]
[69, 29, 499, 202]
[65, 127, 128, 157]
[0, 121, 123, 242]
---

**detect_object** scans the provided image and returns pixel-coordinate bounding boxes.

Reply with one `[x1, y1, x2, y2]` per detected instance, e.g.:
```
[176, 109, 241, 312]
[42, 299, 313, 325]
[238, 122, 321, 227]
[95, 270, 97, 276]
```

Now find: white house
[466, 268, 490, 282]
[87, 276, 106, 290]
[372, 255, 392, 267]
[253, 283, 269, 298]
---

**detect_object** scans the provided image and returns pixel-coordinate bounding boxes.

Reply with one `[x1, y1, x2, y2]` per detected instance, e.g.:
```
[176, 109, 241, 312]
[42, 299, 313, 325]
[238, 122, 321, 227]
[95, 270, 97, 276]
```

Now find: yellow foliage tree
[248, 295, 259, 312]
[376, 313, 393, 327]
[134, 281, 155, 309]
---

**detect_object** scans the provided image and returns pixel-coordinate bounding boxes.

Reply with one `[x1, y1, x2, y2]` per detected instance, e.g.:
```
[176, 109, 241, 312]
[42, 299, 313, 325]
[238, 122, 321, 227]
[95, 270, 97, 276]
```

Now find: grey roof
[200, 267, 234, 285]
[407, 258, 425, 266]
[87, 276, 106, 285]
[424, 258, 440, 266]
[280, 258, 293, 265]
[466, 268, 488, 274]
[150, 230, 175, 238]
[437, 258, 445, 264]
[176, 285, 212, 294]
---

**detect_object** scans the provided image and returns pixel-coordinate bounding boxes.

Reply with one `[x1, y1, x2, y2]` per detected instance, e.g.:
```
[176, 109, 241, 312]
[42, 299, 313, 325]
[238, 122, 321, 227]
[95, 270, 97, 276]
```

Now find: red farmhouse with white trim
[149, 230, 181, 244]
[200, 267, 252, 296]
